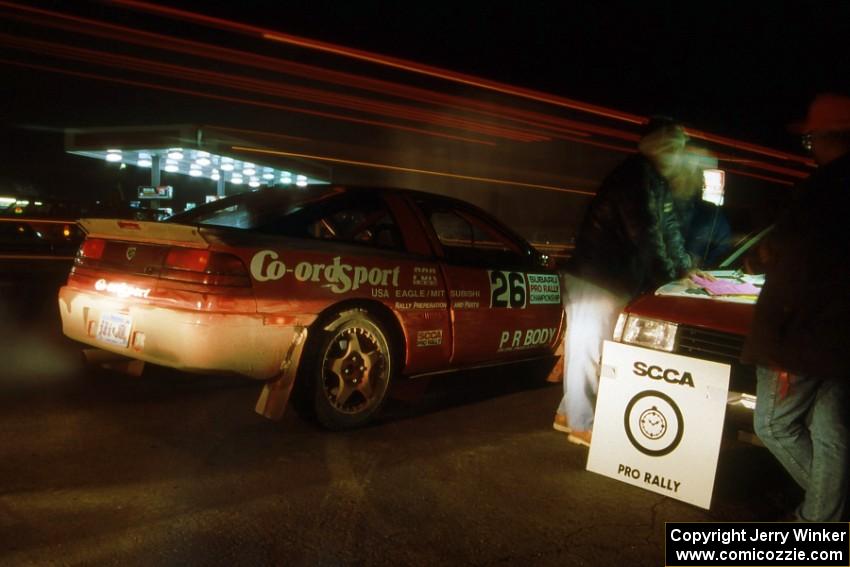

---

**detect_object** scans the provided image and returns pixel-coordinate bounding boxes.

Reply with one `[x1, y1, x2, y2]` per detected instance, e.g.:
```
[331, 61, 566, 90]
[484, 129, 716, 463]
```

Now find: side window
[430, 211, 474, 247]
[428, 208, 527, 266]
[306, 200, 404, 251]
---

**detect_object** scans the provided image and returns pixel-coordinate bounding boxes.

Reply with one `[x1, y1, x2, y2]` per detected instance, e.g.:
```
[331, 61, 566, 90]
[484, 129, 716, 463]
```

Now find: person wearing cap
[554, 117, 698, 447]
[743, 92, 850, 521]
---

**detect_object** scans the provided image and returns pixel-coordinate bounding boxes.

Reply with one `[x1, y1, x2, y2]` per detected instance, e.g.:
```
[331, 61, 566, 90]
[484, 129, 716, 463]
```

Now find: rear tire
[310, 308, 396, 430]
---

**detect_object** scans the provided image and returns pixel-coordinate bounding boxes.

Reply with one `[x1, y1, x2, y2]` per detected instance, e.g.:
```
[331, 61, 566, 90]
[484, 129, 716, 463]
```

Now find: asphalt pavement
[0, 282, 800, 566]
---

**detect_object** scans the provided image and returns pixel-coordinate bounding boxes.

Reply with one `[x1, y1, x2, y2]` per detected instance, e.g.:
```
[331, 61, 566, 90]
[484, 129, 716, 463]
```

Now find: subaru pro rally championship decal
[488, 271, 560, 308]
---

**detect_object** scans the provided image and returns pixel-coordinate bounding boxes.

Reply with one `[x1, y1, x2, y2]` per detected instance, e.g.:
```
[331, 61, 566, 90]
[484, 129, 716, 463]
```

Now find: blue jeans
[754, 366, 850, 521]
[557, 274, 628, 431]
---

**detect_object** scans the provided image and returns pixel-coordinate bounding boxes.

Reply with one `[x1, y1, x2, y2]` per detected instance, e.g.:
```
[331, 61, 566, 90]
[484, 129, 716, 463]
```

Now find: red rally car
[59, 186, 564, 429]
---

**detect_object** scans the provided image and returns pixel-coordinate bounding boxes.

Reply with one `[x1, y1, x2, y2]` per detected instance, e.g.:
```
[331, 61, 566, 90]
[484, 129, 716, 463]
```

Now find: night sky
[161, 0, 850, 149]
[2, 1, 848, 205]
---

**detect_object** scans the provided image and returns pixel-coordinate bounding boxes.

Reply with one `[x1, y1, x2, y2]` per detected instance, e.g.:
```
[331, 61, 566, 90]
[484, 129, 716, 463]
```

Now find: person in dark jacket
[670, 146, 732, 267]
[742, 92, 850, 521]
[554, 117, 697, 447]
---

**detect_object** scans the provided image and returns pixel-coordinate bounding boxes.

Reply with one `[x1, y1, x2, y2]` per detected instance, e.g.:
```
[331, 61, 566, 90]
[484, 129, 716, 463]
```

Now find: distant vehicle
[59, 186, 564, 429]
[0, 217, 84, 285]
[0, 220, 53, 255]
[611, 227, 772, 405]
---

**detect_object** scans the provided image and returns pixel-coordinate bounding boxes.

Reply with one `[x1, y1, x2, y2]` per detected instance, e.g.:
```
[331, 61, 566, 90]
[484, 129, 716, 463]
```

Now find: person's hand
[686, 269, 716, 282]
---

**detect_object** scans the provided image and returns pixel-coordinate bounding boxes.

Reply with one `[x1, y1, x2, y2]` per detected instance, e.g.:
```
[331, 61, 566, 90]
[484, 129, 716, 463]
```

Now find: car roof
[326, 186, 513, 229]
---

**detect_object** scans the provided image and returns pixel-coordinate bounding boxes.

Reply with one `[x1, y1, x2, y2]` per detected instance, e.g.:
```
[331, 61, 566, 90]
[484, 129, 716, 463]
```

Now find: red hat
[790, 93, 850, 134]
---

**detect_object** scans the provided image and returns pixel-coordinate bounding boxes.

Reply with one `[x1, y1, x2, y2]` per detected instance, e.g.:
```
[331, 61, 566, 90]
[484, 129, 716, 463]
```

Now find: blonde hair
[638, 124, 688, 178]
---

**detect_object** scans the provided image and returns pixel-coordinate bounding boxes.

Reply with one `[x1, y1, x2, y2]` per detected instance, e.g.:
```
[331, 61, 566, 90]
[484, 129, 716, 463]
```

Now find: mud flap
[547, 338, 564, 383]
[255, 326, 308, 420]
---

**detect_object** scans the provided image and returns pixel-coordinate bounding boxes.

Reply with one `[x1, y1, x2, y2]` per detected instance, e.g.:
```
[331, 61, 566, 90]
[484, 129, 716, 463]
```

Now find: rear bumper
[59, 286, 300, 380]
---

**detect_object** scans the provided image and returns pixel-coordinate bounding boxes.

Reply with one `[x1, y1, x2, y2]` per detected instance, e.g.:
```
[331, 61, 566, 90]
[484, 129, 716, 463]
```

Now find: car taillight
[79, 238, 105, 260]
[165, 248, 211, 272]
[161, 248, 250, 287]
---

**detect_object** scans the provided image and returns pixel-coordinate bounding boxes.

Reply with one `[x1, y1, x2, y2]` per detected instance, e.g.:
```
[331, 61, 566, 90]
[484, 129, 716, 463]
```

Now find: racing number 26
[489, 271, 527, 309]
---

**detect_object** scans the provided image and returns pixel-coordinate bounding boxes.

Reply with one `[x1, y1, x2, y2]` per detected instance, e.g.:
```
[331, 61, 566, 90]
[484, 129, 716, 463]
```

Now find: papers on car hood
[654, 270, 764, 304]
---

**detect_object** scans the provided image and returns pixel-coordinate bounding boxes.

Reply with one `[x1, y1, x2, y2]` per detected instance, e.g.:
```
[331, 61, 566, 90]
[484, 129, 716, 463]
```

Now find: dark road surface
[0, 279, 798, 566]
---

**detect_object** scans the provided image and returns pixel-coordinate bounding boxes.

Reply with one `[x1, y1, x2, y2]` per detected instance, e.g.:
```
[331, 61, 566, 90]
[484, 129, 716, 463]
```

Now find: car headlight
[614, 314, 678, 352]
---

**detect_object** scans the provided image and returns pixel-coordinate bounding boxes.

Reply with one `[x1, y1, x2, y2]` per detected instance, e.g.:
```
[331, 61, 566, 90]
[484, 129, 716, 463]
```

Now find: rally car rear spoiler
[78, 219, 209, 249]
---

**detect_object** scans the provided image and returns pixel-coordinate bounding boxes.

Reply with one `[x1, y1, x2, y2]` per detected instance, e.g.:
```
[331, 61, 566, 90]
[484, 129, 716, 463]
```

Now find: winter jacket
[742, 152, 850, 379]
[674, 197, 732, 267]
[569, 154, 693, 297]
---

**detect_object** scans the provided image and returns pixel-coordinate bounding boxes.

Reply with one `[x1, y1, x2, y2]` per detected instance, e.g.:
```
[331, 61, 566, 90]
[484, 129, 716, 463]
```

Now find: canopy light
[69, 148, 327, 187]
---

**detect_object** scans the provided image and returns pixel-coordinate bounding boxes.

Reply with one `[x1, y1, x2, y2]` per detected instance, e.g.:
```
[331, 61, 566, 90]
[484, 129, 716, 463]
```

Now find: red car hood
[624, 287, 755, 337]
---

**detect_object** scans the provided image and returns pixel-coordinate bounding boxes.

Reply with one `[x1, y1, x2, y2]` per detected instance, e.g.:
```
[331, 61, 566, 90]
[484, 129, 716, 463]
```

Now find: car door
[410, 196, 563, 366]
[247, 189, 454, 376]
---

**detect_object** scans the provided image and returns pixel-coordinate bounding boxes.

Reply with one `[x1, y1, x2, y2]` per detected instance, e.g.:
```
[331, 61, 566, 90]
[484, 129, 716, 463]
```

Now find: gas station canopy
[64, 124, 331, 193]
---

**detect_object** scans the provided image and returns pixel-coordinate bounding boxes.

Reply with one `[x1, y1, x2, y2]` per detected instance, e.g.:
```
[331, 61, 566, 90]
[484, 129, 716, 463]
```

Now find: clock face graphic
[638, 407, 667, 439]
[624, 390, 684, 456]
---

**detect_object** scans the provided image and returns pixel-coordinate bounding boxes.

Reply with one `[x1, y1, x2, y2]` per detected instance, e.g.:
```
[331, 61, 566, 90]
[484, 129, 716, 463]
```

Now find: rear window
[167, 186, 404, 251]
[168, 186, 340, 229]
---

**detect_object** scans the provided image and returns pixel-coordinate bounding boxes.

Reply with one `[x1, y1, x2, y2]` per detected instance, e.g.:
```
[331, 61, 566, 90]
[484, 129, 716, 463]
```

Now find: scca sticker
[488, 271, 527, 309]
[416, 329, 443, 347]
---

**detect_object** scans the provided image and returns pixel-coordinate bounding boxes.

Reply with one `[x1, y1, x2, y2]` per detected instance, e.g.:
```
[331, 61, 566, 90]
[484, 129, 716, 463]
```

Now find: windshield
[167, 186, 340, 229]
[716, 225, 774, 273]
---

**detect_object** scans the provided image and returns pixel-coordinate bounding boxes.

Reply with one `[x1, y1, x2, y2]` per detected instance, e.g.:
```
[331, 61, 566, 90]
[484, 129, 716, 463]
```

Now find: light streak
[724, 169, 795, 186]
[104, 0, 820, 167]
[0, 3, 621, 141]
[108, 0, 642, 123]
[0, 58, 497, 146]
[0, 33, 548, 142]
[687, 127, 814, 167]
[0, 0, 814, 183]
[231, 145, 596, 196]
[0, 0, 815, 174]
[712, 156, 809, 179]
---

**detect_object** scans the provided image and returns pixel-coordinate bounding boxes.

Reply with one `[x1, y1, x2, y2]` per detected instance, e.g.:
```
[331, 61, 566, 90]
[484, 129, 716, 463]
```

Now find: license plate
[96, 312, 133, 347]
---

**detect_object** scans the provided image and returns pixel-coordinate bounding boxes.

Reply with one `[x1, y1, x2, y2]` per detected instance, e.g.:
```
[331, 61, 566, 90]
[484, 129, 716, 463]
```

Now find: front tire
[311, 308, 396, 430]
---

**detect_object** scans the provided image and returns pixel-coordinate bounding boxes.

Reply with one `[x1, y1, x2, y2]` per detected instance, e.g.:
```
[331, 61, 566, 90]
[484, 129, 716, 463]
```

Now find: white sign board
[586, 341, 730, 509]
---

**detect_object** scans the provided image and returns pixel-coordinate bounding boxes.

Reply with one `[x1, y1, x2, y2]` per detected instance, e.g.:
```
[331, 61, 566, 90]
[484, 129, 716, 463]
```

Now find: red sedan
[610, 227, 773, 400]
[59, 186, 564, 429]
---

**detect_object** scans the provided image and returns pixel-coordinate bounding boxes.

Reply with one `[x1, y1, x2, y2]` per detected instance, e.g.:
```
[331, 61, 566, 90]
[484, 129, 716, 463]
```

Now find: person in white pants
[553, 117, 699, 447]
[555, 273, 629, 445]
